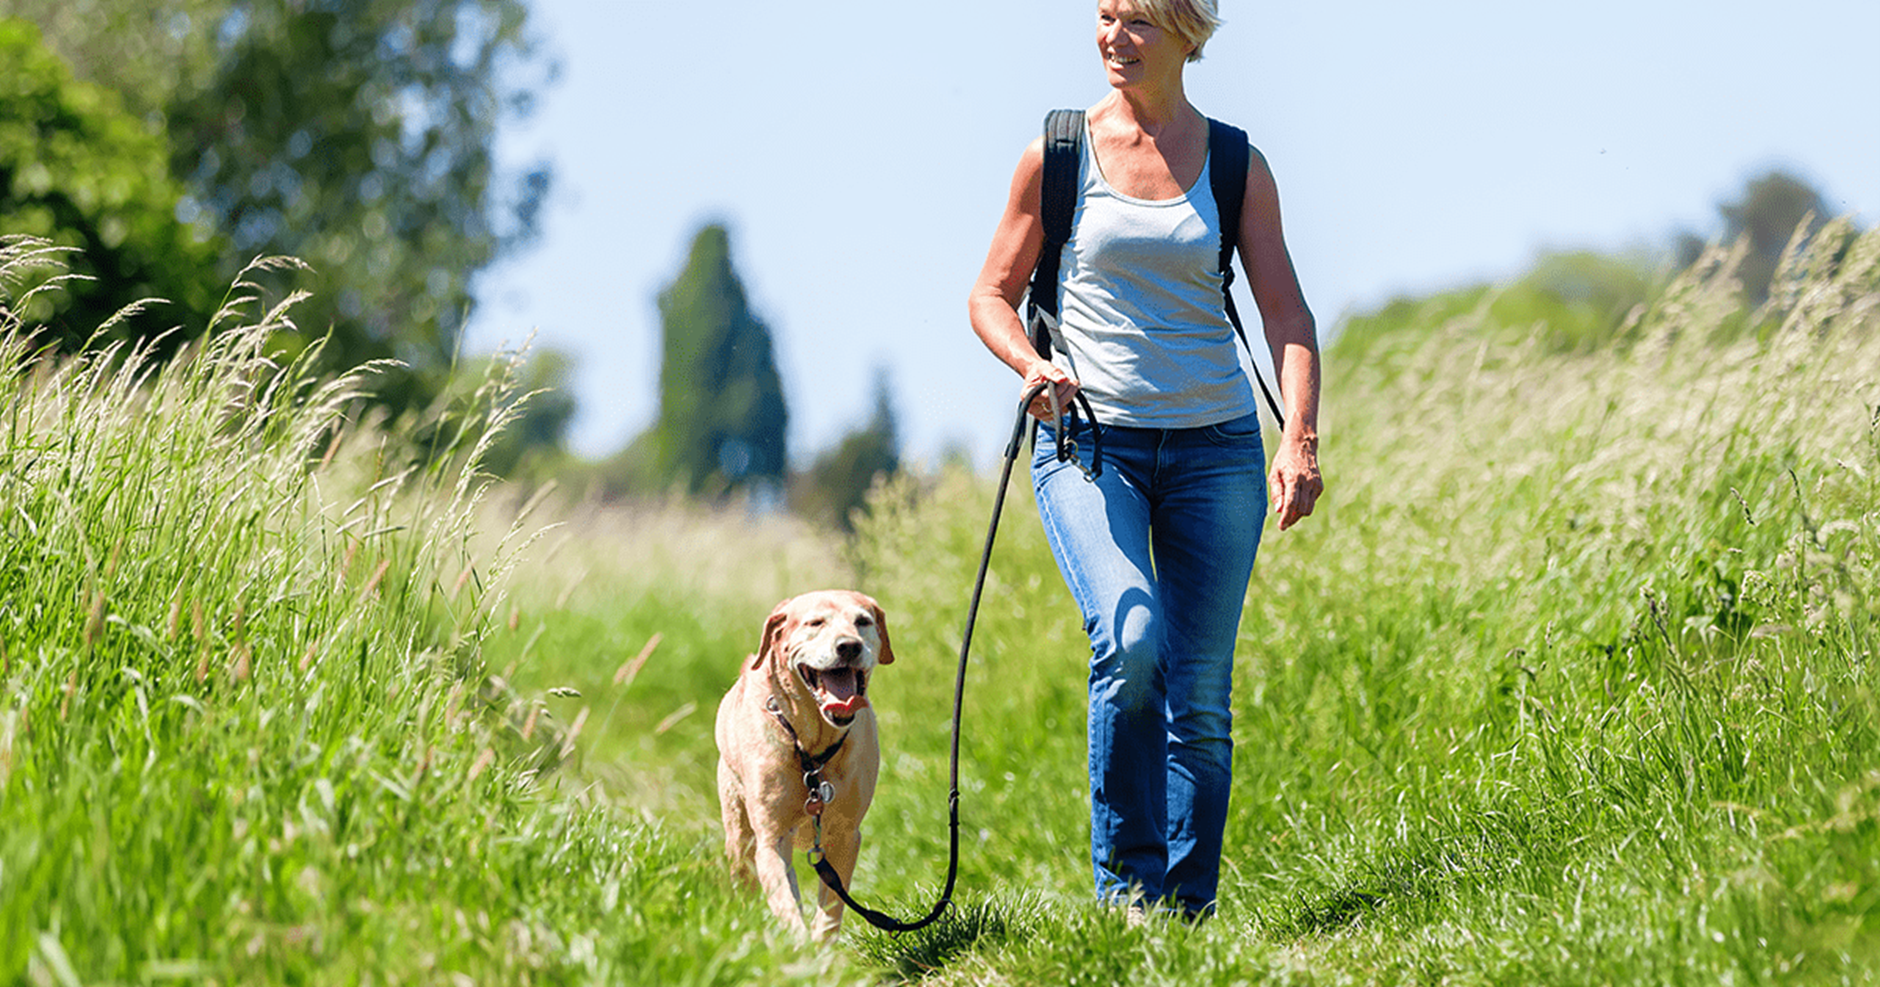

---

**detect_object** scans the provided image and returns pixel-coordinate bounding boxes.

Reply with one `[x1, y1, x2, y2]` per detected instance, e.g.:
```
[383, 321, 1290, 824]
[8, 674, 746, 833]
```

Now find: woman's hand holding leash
[1024, 361, 1080, 422]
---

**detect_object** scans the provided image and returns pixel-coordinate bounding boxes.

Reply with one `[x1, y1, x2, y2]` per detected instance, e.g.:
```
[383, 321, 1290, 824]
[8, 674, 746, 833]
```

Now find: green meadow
[6, 223, 1880, 984]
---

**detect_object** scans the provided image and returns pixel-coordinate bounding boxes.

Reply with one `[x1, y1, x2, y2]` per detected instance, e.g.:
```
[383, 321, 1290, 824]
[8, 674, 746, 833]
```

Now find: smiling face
[1096, 0, 1195, 90]
[760, 590, 894, 728]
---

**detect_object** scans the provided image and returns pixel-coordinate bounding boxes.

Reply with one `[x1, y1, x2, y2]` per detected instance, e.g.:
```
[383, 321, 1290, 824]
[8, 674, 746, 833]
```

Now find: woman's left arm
[1238, 147, 1323, 531]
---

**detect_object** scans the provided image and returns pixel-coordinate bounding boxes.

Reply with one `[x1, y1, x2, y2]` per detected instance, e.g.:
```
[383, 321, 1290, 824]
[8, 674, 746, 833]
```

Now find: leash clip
[1066, 437, 1099, 481]
[804, 771, 833, 817]
[1053, 400, 1102, 481]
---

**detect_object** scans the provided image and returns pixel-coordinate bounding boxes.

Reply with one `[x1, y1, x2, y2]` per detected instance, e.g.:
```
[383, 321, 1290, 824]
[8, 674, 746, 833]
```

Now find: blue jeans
[1032, 413, 1266, 916]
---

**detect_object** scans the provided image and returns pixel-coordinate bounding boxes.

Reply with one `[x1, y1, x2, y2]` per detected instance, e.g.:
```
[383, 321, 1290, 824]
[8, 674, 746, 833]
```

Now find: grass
[5, 219, 1880, 984]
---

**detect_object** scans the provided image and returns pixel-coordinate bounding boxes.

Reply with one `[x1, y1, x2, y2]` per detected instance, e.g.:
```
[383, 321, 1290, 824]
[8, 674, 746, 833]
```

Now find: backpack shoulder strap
[1027, 108, 1084, 357]
[1207, 117, 1287, 429]
[1207, 117, 1250, 286]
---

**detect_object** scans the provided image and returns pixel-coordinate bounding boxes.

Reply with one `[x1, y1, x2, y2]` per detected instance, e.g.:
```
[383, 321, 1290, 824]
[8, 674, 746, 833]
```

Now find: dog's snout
[835, 637, 863, 662]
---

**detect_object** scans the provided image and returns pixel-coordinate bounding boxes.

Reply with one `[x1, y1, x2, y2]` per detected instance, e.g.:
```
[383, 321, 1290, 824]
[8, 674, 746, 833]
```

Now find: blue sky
[467, 0, 1879, 469]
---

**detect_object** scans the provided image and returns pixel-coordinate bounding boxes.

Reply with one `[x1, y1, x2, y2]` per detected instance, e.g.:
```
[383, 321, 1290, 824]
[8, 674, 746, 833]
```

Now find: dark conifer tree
[646, 223, 789, 499]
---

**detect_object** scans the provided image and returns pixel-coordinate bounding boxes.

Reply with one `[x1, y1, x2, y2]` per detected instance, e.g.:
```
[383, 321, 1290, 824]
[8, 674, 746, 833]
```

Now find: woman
[967, 0, 1323, 920]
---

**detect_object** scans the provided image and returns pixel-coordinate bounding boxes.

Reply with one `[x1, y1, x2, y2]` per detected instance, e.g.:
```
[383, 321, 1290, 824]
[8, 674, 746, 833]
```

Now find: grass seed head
[83, 591, 106, 650]
[359, 558, 391, 600]
[652, 702, 695, 736]
[451, 563, 475, 601]
[613, 632, 662, 688]
[338, 539, 360, 589]
[558, 706, 589, 759]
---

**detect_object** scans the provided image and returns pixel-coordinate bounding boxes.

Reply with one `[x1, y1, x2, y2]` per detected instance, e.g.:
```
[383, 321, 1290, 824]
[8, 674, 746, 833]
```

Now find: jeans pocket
[1030, 424, 1076, 486]
[1202, 412, 1262, 447]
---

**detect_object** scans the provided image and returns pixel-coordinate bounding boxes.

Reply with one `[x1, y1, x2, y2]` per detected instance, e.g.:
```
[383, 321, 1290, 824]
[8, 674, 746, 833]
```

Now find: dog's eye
[805, 617, 826, 628]
[854, 614, 874, 629]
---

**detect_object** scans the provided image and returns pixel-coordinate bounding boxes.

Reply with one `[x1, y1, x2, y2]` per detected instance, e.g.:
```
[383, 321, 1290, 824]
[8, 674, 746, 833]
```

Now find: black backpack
[1024, 108, 1285, 427]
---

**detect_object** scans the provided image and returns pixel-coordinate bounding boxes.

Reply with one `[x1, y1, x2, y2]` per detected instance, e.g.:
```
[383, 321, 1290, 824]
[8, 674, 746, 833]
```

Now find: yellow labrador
[715, 589, 894, 939]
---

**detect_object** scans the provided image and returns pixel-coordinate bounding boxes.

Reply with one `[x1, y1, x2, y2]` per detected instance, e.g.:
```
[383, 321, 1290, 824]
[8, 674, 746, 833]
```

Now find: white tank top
[1051, 123, 1256, 428]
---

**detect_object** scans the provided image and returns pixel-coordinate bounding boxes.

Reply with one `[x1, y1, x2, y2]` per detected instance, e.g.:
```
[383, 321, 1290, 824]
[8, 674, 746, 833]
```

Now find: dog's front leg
[752, 827, 809, 937]
[810, 824, 861, 941]
[718, 764, 758, 886]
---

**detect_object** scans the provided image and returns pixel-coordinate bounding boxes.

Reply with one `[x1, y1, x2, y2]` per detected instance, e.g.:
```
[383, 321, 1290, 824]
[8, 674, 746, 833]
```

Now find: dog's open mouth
[798, 663, 869, 724]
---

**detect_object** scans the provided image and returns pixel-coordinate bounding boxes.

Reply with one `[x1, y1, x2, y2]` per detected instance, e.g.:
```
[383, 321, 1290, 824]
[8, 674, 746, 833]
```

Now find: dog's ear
[750, 598, 793, 670]
[867, 599, 894, 665]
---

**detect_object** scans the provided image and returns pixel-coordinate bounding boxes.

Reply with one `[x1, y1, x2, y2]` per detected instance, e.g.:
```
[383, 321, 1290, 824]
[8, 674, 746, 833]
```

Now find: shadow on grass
[848, 897, 1028, 982]
[1261, 831, 1518, 939]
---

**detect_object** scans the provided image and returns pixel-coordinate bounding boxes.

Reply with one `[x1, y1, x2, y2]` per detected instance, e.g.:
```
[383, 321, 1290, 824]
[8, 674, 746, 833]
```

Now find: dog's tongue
[817, 667, 867, 716]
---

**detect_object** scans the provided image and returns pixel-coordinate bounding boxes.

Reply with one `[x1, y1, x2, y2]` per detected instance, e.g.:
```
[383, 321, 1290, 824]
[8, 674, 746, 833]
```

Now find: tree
[1720, 171, 1828, 302]
[14, 0, 553, 415]
[0, 19, 221, 346]
[0, 0, 224, 124]
[636, 223, 789, 499]
[793, 368, 901, 532]
[1677, 169, 1829, 303]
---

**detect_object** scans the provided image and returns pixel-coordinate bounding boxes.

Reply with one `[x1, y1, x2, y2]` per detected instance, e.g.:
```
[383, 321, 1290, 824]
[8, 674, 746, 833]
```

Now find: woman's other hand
[1269, 430, 1321, 530]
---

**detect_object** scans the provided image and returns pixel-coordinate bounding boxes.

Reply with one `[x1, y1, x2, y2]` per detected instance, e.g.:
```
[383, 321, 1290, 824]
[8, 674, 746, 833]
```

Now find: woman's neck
[1097, 86, 1198, 137]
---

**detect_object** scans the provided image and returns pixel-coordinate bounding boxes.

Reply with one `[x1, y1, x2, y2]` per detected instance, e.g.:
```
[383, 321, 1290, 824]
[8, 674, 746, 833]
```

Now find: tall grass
[0, 238, 852, 984]
[1200, 219, 1880, 981]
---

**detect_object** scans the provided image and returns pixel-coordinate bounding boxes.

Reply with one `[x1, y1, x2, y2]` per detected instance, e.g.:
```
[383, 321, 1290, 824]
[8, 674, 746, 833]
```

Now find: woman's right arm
[968, 138, 1080, 419]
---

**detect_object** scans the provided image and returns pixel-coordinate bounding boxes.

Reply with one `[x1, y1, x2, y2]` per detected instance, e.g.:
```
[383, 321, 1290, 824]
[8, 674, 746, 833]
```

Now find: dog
[715, 589, 894, 939]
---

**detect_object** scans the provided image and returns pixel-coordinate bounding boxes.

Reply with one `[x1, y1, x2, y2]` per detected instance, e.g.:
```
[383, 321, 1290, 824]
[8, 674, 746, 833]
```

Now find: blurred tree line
[1, 0, 550, 416]
[0, 5, 899, 527]
[1339, 167, 1856, 363]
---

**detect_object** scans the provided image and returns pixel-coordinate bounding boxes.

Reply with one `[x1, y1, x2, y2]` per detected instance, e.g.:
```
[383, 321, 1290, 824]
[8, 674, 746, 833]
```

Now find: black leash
[808, 381, 1098, 933]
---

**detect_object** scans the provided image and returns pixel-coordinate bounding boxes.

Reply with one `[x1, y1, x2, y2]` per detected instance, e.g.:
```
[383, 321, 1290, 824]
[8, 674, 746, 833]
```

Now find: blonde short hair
[1135, 0, 1222, 62]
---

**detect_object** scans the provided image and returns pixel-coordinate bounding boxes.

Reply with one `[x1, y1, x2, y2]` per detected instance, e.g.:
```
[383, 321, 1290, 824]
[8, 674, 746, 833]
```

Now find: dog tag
[803, 773, 835, 816]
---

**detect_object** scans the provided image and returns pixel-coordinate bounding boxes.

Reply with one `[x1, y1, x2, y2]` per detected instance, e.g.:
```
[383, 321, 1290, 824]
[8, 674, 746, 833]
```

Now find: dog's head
[752, 590, 894, 728]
